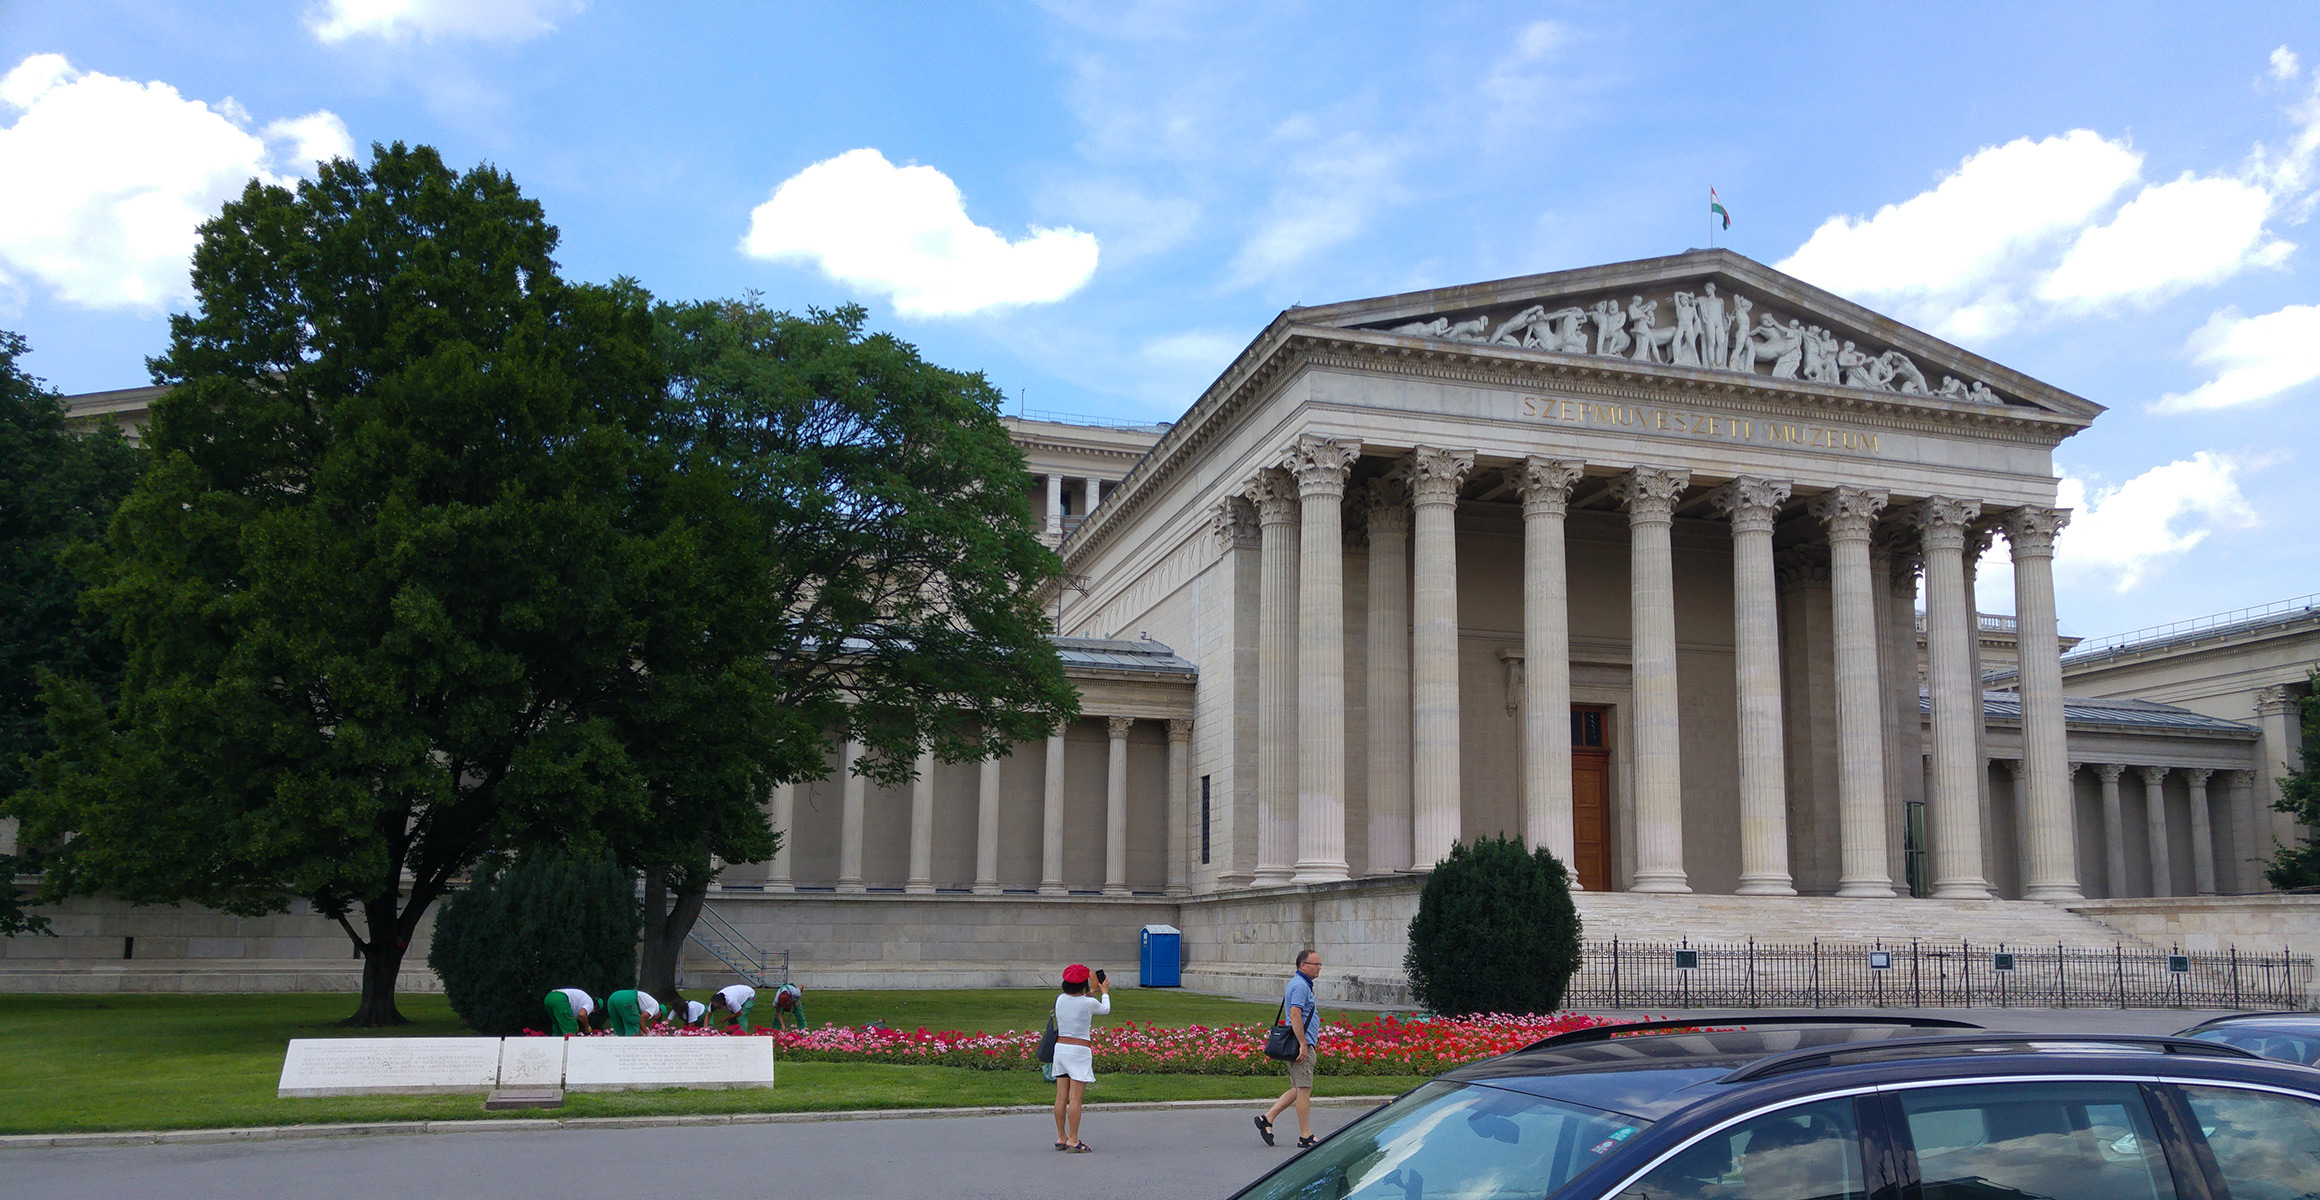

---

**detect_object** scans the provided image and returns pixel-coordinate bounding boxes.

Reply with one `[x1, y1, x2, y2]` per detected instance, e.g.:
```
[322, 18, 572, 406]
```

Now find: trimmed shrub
[1404, 835, 1583, 1016]
[428, 850, 639, 1035]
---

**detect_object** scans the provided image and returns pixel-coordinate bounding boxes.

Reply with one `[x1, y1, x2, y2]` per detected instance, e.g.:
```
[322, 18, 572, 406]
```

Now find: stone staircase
[1572, 893, 2153, 951]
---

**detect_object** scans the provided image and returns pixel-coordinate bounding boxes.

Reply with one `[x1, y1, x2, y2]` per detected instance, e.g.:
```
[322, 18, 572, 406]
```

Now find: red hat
[1062, 964, 1091, 984]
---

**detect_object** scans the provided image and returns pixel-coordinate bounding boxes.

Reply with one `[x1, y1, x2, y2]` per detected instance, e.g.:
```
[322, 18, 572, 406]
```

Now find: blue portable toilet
[1139, 924, 1182, 987]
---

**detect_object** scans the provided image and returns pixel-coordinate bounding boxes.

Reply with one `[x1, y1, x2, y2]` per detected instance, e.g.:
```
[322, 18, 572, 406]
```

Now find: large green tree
[2263, 673, 2320, 890]
[11, 144, 674, 1024]
[622, 300, 1077, 1000]
[1, 330, 146, 936]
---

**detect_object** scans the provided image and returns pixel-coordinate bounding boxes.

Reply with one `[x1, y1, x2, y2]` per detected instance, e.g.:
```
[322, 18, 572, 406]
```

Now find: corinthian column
[1812, 486, 1894, 897]
[1402, 447, 1474, 868]
[1908, 497, 1992, 898]
[1286, 435, 1361, 883]
[1614, 466, 1692, 893]
[1365, 479, 1414, 874]
[1105, 715, 1133, 896]
[1166, 719, 1192, 896]
[1517, 458, 1586, 872]
[1245, 468, 1301, 884]
[2138, 765, 2173, 897]
[2096, 763, 2128, 896]
[1995, 507, 2079, 899]
[907, 749, 936, 894]
[838, 738, 867, 893]
[1715, 476, 1796, 895]
[2256, 685, 2304, 880]
[768, 782, 795, 891]
[2230, 769, 2261, 892]
[2187, 768, 2217, 895]
[973, 757, 1002, 895]
[1040, 731, 1067, 896]
[1045, 473, 1064, 540]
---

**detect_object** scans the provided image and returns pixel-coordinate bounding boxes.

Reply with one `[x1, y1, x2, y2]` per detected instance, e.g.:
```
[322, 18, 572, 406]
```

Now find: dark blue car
[2179, 1011, 2320, 1068]
[1230, 1016, 2320, 1200]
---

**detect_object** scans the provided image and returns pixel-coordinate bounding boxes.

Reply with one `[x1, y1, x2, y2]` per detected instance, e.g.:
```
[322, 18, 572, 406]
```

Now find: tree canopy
[2263, 673, 2320, 890]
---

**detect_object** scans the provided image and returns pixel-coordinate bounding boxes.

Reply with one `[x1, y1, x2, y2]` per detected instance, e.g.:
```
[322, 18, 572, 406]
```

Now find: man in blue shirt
[1255, 949, 1324, 1149]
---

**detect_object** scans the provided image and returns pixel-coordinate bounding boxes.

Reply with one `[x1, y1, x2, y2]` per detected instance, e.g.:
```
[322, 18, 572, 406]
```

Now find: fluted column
[2256, 686, 2304, 880]
[973, 756, 1002, 895]
[1046, 473, 1064, 539]
[2004, 506, 2082, 900]
[1813, 486, 1894, 897]
[1365, 479, 1414, 874]
[1245, 468, 1300, 884]
[1908, 497, 1992, 898]
[1714, 476, 1796, 895]
[1996, 757, 2026, 897]
[838, 738, 867, 893]
[1040, 731, 1067, 896]
[1287, 435, 1361, 883]
[2229, 770, 2261, 892]
[1105, 716, 1133, 896]
[1166, 719, 1192, 896]
[1518, 458, 1586, 872]
[1878, 531, 1924, 885]
[1962, 521, 1997, 887]
[768, 781, 795, 891]
[907, 750, 936, 894]
[2138, 765, 2173, 898]
[2187, 768, 2218, 895]
[1403, 448, 1474, 868]
[1614, 466, 1692, 893]
[2096, 763, 2128, 897]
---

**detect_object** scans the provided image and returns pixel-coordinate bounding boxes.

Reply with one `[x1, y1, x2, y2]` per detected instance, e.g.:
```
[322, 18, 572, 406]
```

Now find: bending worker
[708, 983, 756, 1031]
[604, 988, 664, 1036]
[543, 987, 595, 1036]
[770, 981, 808, 1031]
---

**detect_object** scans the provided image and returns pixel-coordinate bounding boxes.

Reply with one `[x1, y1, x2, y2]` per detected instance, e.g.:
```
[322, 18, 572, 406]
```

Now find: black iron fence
[1569, 938, 2314, 1010]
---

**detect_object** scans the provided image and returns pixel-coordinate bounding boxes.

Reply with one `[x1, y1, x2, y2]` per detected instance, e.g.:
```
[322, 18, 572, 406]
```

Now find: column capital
[2227, 768, 2256, 786]
[2133, 763, 2169, 786]
[1611, 466, 1690, 522]
[2185, 767, 2215, 786]
[1709, 476, 1792, 534]
[2002, 505, 2071, 558]
[1341, 503, 1369, 552]
[1211, 495, 1260, 552]
[2095, 762, 2125, 783]
[1515, 457, 1586, 518]
[1166, 717, 1193, 742]
[1773, 544, 1830, 593]
[1395, 447, 1474, 506]
[1994, 757, 2022, 778]
[1901, 496, 1984, 550]
[2256, 684, 2299, 716]
[1808, 485, 1889, 542]
[1282, 434, 1362, 498]
[1243, 467, 1300, 525]
[1363, 477, 1412, 534]
[1963, 518, 2001, 565]
[1107, 714, 1136, 739]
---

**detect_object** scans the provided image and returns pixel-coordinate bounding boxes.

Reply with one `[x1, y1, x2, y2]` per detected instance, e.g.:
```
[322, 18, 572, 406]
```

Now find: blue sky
[4, 1, 2319, 639]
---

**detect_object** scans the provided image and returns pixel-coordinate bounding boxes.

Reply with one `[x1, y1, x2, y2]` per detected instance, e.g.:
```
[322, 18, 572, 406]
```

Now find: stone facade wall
[0, 893, 442, 994]
[683, 892, 1179, 990]
[2067, 895, 2320, 1006]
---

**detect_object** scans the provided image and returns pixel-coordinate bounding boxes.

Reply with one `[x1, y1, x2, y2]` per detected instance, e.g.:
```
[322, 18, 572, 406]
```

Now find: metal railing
[685, 903, 790, 988]
[1914, 611, 2019, 635]
[1008, 408, 1173, 432]
[1566, 938, 2313, 1010]
[2062, 593, 2320, 664]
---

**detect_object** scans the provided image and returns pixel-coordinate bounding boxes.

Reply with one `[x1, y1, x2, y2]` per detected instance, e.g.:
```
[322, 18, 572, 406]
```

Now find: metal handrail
[2063, 592, 2320, 663]
[686, 903, 789, 987]
[1008, 408, 1173, 432]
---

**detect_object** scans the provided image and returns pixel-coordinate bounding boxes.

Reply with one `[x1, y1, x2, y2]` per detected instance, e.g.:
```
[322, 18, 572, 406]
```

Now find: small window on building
[1570, 707, 1606, 749]
[1200, 776, 1211, 865]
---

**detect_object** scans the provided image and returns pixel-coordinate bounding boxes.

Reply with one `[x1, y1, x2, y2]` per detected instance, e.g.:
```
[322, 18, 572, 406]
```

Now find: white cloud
[2152, 303, 2320, 412]
[1139, 329, 1244, 368]
[0, 54, 347, 310]
[2041, 174, 2290, 304]
[741, 148, 1099, 318]
[307, 0, 582, 44]
[1227, 132, 1402, 286]
[2271, 45, 2301, 83]
[2053, 453, 2259, 591]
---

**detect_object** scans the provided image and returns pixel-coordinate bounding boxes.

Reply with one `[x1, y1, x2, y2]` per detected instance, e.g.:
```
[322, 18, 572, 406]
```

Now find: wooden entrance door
[1571, 705, 1611, 890]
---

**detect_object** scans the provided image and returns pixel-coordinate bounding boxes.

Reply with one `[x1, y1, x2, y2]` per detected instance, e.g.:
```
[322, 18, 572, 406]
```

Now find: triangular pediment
[1292, 249, 2098, 420]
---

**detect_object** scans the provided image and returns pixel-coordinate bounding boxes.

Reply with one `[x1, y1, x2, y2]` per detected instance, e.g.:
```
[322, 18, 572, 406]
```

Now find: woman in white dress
[1051, 963, 1109, 1152]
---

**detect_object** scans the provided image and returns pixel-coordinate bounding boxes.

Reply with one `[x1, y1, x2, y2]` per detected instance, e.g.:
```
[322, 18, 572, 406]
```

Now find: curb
[0, 1095, 1397, 1150]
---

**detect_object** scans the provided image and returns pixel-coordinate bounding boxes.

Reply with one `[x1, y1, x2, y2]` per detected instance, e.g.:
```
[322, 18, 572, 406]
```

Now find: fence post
[1963, 940, 1972, 1009]
[1748, 938, 1758, 1009]
[1681, 938, 1691, 1010]
[2057, 943, 2067, 1010]
[2115, 943, 2125, 1009]
[1612, 938, 1621, 1010]
[1812, 940, 1821, 1010]
[2230, 946, 2241, 1009]
[1912, 941, 1922, 1008]
[2173, 944, 2185, 1009]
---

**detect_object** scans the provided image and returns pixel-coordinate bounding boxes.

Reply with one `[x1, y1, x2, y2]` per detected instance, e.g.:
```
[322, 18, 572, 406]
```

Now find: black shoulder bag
[1037, 1014, 1059, 1064]
[1263, 994, 1300, 1061]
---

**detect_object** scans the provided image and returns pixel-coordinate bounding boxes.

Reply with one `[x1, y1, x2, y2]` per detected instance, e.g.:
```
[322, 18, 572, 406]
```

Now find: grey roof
[1051, 635, 1196, 676]
[1925, 690, 2256, 735]
[2060, 593, 2320, 666]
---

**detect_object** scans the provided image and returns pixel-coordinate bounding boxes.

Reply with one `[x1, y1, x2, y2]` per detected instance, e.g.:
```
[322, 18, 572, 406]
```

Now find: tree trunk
[638, 871, 711, 1002]
[338, 897, 413, 1027]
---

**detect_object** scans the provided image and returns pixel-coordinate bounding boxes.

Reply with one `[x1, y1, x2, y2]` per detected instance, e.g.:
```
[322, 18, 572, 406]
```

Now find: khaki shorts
[1287, 1046, 1317, 1090]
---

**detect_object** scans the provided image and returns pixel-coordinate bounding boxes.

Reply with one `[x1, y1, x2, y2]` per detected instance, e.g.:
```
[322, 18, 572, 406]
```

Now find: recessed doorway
[1571, 705, 1611, 891]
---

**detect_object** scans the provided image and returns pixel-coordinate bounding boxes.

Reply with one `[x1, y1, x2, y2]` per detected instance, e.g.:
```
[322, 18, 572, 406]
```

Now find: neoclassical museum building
[15, 250, 2317, 1001]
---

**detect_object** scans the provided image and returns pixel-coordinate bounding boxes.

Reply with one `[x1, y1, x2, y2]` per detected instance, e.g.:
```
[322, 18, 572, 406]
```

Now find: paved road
[0, 1104, 1367, 1200]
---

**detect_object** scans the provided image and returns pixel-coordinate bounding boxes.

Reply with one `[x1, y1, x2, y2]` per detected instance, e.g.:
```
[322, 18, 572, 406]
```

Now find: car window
[1234, 1080, 1649, 1200]
[1894, 1080, 2173, 1200]
[1608, 1097, 1865, 1200]
[2177, 1084, 2320, 1200]
[2183, 1027, 2320, 1068]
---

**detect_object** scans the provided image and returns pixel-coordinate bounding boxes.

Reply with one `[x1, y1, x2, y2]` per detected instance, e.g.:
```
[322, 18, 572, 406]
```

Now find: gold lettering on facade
[1519, 397, 1878, 455]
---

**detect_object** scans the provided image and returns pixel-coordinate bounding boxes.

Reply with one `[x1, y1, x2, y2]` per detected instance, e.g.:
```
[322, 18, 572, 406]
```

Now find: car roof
[2183, 1011, 2320, 1031]
[1434, 1017, 2278, 1122]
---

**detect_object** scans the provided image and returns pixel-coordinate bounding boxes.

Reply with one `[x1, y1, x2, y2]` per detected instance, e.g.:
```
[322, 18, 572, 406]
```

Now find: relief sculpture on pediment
[1363, 278, 2015, 406]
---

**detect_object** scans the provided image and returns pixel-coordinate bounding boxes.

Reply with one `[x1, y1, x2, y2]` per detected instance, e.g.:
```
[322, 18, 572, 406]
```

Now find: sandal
[1054, 1141, 1069, 1151]
[1298, 1135, 1321, 1149]
[1254, 1114, 1275, 1146]
[1068, 1141, 1093, 1153]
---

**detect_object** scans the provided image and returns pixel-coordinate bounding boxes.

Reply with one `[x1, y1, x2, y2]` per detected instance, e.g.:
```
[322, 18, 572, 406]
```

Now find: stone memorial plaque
[496, 1037, 566, 1088]
[278, 1037, 502, 1097]
[563, 1037, 775, 1091]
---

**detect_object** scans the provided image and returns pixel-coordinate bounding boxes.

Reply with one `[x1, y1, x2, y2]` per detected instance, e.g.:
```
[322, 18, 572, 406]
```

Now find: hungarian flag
[1710, 187, 1731, 230]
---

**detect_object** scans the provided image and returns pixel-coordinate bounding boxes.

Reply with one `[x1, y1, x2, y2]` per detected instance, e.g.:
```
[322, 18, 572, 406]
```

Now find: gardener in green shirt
[708, 984, 756, 1031]
[770, 981, 808, 1031]
[542, 987, 595, 1036]
[605, 988, 664, 1036]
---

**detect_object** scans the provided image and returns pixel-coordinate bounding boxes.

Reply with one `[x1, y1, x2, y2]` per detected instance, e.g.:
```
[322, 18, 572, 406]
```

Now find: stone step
[1571, 893, 2152, 951]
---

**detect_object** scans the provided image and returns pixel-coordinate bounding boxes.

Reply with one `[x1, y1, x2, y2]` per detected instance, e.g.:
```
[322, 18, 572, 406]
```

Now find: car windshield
[2183, 1025, 2320, 1067]
[1236, 1081, 1651, 1200]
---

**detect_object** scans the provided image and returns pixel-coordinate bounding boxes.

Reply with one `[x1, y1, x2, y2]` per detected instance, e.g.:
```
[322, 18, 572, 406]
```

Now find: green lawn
[0, 991, 1422, 1135]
